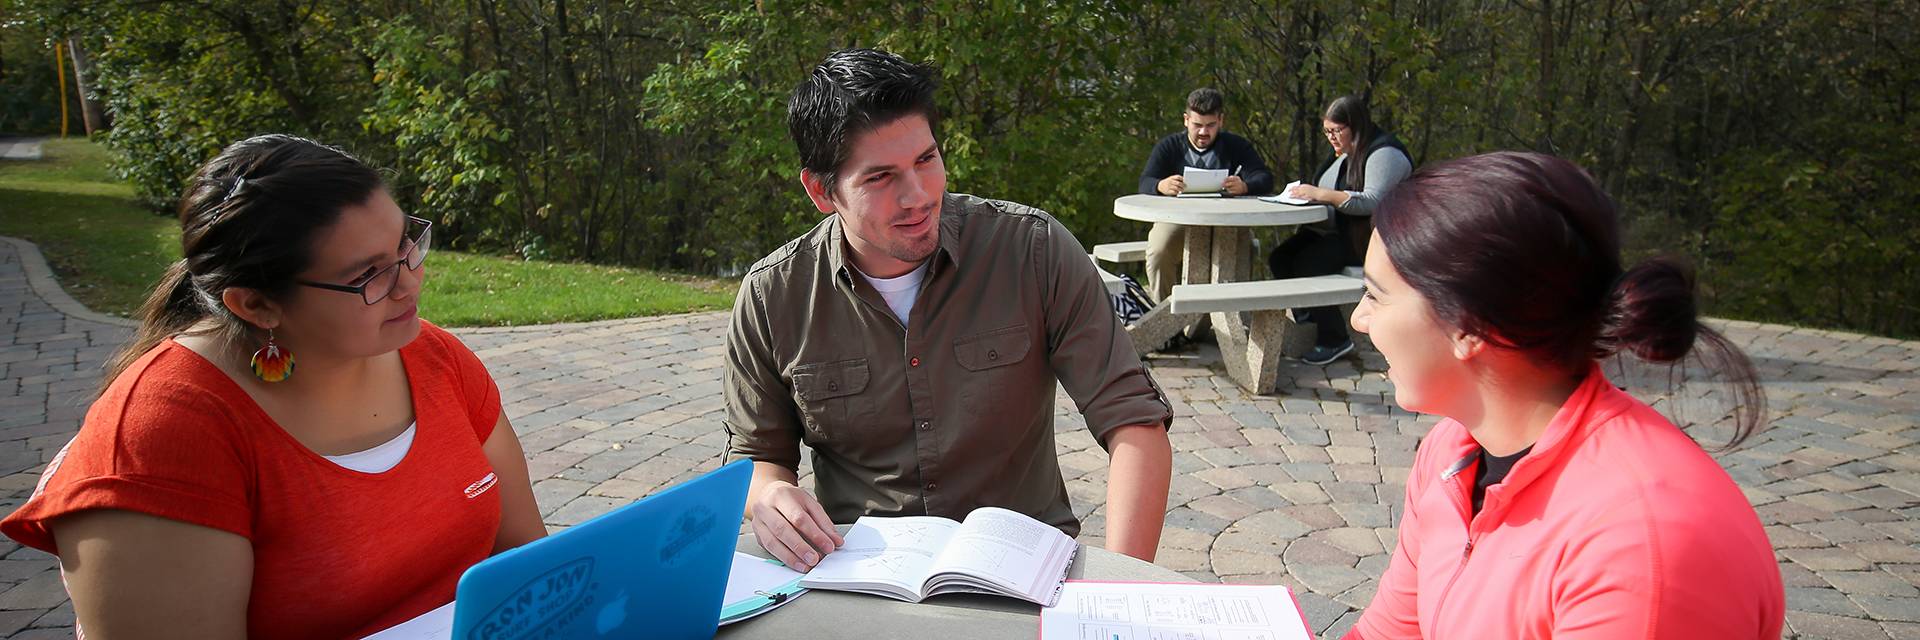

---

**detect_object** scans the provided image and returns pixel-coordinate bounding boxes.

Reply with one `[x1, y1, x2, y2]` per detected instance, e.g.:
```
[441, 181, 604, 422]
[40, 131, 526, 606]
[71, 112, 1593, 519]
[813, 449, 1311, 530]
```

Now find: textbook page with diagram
[798, 507, 1078, 606]
[1039, 581, 1316, 640]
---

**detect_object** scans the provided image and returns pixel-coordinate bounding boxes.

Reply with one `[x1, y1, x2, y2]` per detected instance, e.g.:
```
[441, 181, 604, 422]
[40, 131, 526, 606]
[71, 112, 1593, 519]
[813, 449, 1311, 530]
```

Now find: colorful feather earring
[250, 329, 295, 382]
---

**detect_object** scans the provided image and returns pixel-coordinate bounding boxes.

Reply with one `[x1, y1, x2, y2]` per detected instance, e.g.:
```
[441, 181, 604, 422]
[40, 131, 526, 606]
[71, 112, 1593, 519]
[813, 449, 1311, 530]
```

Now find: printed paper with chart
[1039, 581, 1315, 640]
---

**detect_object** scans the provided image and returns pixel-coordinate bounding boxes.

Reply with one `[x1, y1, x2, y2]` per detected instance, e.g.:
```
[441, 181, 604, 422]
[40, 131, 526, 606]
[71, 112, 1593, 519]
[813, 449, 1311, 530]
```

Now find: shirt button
[918, 420, 931, 431]
[988, 349, 998, 361]
[909, 357, 920, 367]
[925, 482, 937, 491]
[828, 381, 839, 391]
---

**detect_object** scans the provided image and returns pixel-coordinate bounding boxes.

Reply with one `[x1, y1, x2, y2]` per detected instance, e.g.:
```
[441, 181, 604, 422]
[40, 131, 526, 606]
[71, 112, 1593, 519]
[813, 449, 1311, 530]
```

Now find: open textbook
[1040, 581, 1315, 640]
[799, 507, 1079, 606]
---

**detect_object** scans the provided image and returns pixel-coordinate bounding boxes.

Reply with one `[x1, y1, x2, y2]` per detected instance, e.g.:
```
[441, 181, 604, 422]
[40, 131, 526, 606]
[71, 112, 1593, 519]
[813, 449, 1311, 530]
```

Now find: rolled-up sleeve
[1036, 218, 1172, 447]
[1339, 148, 1413, 216]
[723, 275, 803, 470]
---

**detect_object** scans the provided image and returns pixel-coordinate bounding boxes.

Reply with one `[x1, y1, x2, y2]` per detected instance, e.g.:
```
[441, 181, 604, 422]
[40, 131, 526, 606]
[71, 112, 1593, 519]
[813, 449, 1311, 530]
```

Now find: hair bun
[1601, 257, 1699, 363]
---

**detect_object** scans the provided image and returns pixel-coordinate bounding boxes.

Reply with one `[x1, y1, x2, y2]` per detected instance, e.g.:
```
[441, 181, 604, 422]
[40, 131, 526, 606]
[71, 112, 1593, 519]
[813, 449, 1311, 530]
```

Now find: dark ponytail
[1599, 258, 1766, 448]
[101, 260, 209, 392]
[1375, 151, 1766, 450]
[97, 134, 384, 391]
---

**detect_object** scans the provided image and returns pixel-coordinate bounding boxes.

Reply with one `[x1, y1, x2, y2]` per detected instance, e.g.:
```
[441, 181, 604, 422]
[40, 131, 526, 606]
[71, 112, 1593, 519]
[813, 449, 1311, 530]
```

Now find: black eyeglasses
[296, 216, 433, 305]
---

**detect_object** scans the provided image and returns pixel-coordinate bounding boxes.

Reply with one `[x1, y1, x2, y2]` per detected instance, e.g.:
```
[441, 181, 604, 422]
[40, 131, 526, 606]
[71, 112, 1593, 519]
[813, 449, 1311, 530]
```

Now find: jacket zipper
[1431, 465, 1480, 628]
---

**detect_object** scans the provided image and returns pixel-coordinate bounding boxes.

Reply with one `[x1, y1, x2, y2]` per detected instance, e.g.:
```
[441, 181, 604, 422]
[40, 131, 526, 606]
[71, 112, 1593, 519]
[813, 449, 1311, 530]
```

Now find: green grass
[0, 139, 735, 326]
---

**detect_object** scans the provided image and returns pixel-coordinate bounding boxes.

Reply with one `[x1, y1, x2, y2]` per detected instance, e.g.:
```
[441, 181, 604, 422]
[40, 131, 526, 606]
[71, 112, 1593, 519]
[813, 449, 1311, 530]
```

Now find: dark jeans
[1267, 226, 1361, 348]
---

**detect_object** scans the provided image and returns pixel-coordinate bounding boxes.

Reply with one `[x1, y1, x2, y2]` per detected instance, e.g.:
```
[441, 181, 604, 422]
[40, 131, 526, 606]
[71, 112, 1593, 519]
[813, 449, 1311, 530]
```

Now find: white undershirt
[323, 423, 416, 473]
[852, 260, 930, 326]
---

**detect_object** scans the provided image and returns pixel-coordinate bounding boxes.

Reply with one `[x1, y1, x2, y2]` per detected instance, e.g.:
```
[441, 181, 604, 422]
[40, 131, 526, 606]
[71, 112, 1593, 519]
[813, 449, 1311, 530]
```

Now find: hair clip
[753, 590, 789, 604]
[223, 176, 247, 202]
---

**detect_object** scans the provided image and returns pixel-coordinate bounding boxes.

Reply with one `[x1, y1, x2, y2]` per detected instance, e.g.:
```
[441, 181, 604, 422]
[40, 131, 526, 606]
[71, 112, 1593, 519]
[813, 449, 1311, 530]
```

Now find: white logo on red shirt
[32, 439, 75, 500]
[464, 472, 498, 499]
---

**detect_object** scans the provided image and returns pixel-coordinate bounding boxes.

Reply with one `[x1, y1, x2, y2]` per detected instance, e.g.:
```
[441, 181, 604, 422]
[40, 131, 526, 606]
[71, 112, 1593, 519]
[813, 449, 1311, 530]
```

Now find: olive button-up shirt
[724, 193, 1171, 536]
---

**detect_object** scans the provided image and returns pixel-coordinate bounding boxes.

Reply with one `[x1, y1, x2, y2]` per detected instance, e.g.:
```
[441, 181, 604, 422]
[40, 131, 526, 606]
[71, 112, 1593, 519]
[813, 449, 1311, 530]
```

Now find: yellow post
[54, 42, 70, 138]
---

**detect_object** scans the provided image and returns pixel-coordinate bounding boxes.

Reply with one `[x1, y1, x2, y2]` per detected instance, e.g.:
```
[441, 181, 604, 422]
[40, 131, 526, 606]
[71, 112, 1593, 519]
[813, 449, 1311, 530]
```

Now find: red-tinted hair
[1373, 151, 1765, 448]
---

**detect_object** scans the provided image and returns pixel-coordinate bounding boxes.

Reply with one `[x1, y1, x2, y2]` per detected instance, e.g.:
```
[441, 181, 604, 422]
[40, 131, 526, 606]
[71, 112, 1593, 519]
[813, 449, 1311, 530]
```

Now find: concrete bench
[1093, 261, 1126, 297]
[1092, 241, 1149, 264]
[1169, 275, 1364, 315]
[1162, 275, 1366, 392]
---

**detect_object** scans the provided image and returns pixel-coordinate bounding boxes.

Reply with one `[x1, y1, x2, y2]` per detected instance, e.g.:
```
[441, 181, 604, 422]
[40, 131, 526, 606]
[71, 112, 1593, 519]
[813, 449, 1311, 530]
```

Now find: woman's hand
[1291, 184, 1346, 205]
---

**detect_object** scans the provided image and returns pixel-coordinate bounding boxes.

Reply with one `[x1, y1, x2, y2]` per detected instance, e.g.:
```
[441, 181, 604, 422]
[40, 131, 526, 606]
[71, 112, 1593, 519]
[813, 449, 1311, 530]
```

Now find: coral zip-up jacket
[1347, 366, 1784, 639]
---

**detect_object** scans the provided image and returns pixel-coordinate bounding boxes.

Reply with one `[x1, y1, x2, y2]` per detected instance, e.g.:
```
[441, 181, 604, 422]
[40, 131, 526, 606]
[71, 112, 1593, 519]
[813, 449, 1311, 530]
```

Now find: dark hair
[101, 134, 385, 389]
[1324, 94, 1380, 190]
[1186, 88, 1224, 116]
[787, 48, 941, 194]
[1373, 151, 1765, 448]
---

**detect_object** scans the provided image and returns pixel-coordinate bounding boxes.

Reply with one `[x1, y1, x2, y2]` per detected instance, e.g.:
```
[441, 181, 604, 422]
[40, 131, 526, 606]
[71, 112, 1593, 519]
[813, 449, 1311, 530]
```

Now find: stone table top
[720, 527, 1191, 639]
[1113, 194, 1329, 227]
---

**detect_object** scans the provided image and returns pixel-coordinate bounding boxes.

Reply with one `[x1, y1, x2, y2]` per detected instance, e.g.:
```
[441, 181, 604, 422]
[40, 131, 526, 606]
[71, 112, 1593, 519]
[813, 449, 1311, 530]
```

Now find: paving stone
[1317, 527, 1385, 556]
[1791, 586, 1874, 618]
[0, 570, 64, 610]
[1289, 562, 1369, 597]
[1292, 591, 1352, 637]
[0, 610, 38, 637]
[1270, 482, 1332, 506]
[28, 602, 69, 628]
[1848, 541, 1920, 565]
[1822, 571, 1920, 598]
[1282, 503, 1344, 526]
[1856, 596, 1920, 623]
[1802, 519, 1899, 545]
[1788, 610, 1902, 639]
[531, 478, 594, 515]
[1885, 621, 1920, 640]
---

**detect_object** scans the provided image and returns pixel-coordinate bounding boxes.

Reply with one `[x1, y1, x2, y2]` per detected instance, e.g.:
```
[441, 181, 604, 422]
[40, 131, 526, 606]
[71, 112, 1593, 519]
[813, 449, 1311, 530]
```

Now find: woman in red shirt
[1, 134, 546, 638]
[1343, 152, 1783, 638]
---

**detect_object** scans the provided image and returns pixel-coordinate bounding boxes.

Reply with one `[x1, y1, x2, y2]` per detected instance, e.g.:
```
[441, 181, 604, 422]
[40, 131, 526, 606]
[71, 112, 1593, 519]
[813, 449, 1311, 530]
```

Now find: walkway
[0, 139, 44, 162]
[1, 236, 1916, 638]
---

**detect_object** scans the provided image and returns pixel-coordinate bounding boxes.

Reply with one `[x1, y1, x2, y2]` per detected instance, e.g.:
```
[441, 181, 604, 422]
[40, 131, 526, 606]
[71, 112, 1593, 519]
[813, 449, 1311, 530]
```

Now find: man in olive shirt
[725, 48, 1174, 571]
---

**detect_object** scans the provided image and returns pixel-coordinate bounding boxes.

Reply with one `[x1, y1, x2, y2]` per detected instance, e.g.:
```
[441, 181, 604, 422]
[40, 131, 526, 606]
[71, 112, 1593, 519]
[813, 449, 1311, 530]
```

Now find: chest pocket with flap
[953, 325, 1032, 421]
[790, 358, 870, 441]
[953, 325, 1031, 371]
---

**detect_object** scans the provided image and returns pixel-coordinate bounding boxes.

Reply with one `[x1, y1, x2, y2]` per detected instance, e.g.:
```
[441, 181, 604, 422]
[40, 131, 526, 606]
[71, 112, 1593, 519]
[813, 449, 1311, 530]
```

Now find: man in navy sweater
[1136, 88, 1275, 303]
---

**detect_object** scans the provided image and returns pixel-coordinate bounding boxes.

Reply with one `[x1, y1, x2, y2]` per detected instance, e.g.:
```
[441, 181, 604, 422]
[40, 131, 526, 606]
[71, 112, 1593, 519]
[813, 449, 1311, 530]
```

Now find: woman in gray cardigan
[1268, 95, 1414, 366]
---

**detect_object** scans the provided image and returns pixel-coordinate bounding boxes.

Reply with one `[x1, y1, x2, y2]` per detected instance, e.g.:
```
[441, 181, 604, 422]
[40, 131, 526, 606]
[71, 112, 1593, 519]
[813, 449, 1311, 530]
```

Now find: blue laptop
[451, 459, 751, 640]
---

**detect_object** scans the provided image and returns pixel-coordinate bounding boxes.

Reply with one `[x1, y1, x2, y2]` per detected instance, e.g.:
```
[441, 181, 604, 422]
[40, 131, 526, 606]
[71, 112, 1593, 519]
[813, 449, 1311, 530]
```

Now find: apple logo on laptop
[595, 590, 629, 634]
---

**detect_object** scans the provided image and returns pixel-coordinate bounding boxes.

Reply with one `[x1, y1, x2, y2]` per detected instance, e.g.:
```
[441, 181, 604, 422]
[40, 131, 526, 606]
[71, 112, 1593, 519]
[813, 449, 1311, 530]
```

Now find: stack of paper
[1039, 581, 1316, 640]
[1258, 181, 1313, 205]
[721, 552, 808, 625]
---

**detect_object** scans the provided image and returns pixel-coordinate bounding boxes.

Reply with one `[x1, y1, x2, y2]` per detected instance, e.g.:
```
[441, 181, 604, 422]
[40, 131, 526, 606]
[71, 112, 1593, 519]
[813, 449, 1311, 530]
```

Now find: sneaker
[1301, 340, 1355, 365]
[1160, 332, 1195, 352]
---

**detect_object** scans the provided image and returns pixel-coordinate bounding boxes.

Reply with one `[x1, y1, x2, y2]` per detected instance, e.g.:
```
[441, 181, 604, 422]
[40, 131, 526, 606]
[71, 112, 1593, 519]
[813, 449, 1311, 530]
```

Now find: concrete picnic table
[719, 527, 1193, 639]
[1113, 194, 1331, 392]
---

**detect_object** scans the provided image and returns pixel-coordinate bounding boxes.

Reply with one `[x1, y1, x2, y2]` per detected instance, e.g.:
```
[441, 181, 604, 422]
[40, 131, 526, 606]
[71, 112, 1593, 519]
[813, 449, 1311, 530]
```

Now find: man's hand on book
[749, 481, 844, 572]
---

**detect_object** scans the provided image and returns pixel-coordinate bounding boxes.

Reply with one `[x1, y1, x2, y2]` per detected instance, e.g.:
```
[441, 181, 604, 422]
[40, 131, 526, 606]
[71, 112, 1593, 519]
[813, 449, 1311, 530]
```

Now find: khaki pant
[1146, 222, 1257, 301]
[1145, 222, 1185, 303]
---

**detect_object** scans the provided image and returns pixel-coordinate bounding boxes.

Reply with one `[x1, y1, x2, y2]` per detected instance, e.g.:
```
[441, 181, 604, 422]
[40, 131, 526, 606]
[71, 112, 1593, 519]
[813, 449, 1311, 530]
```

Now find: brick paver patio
[2, 235, 1917, 638]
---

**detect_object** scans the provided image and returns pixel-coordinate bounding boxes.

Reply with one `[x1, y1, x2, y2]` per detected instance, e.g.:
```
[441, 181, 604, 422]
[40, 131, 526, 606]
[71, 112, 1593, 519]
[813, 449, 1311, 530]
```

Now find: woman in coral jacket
[1342, 152, 1783, 639]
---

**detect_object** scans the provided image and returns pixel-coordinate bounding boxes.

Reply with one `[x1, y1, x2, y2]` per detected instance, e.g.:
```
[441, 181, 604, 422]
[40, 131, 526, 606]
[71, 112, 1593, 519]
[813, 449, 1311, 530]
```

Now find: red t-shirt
[2, 321, 505, 639]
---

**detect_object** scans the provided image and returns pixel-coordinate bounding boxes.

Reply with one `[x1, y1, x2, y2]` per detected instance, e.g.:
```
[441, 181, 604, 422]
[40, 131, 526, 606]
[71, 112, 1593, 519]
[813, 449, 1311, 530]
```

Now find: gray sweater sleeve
[1339, 148, 1413, 216]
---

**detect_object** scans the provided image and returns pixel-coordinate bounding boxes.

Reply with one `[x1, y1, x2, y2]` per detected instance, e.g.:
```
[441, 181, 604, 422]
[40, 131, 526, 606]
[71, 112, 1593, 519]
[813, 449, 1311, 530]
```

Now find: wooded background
[3, 0, 1915, 337]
